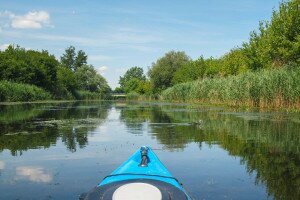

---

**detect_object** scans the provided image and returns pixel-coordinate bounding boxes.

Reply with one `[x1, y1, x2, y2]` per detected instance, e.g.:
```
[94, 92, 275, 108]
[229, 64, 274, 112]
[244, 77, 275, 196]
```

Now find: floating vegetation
[34, 118, 106, 129]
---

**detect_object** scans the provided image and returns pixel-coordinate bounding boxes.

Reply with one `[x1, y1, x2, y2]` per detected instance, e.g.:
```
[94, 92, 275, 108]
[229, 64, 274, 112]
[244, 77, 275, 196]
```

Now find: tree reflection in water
[119, 103, 300, 200]
[0, 102, 299, 199]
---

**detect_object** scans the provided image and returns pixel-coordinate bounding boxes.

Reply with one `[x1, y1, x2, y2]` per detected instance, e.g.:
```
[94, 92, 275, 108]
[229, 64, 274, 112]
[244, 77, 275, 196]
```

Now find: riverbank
[0, 81, 52, 102]
[0, 81, 108, 103]
[160, 66, 300, 111]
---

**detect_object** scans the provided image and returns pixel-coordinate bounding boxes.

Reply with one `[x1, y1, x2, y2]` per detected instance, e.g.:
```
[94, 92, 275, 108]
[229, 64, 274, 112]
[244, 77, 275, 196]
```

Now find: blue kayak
[81, 146, 191, 200]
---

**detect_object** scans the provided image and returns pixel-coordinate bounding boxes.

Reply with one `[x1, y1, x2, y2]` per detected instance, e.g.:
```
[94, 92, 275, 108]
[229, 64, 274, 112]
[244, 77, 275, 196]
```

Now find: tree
[113, 87, 124, 93]
[137, 80, 151, 95]
[60, 46, 76, 70]
[0, 45, 59, 93]
[221, 48, 249, 76]
[75, 65, 110, 94]
[204, 57, 222, 78]
[119, 66, 146, 89]
[173, 56, 207, 84]
[243, 0, 300, 69]
[56, 65, 77, 97]
[148, 51, 190, 93]
[60, 46, 88, 71]
[124, 78, 141, 93]
[74, 50, 88, 71]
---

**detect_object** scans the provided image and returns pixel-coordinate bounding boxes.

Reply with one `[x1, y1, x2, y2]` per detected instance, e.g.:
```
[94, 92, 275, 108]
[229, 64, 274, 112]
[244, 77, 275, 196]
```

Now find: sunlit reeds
[162, 66, 300, 109]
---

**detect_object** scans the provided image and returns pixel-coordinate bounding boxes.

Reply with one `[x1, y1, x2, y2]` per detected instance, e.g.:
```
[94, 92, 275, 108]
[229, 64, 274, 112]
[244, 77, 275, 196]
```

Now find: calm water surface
[0, 101, 299, 200]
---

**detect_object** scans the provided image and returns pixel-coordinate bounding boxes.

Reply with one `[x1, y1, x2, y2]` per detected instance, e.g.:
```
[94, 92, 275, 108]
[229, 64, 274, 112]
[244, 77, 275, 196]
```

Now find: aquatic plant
[162, 66, 300, 109]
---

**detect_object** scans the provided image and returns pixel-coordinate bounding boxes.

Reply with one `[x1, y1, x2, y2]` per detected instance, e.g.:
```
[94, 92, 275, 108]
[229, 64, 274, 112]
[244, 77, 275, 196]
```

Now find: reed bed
[73, 90, 104, 100]
[162, 67, 300, 109]
[0, 81, 52, 102]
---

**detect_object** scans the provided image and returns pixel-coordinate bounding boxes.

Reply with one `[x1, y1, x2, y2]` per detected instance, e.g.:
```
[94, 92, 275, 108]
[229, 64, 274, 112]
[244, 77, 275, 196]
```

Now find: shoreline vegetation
[161, 66, 300, 110]
[118, 0, 300, 111]
[1, 0, 299, 111]
[0, 46, 111, 102]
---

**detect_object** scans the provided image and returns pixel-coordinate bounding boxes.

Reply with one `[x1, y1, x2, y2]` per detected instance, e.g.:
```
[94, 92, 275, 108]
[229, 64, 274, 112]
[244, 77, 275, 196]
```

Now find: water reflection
[0, 102, 299, 199]
[16, 166, 52, 183]
[0, 160, 5, 170]
[118, 103, 300, 199]
[0, 101, 111, 155]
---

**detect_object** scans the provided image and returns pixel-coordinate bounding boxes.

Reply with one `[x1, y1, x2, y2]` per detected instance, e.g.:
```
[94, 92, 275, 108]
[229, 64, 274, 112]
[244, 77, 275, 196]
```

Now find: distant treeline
[0, 46, 111, 102]
[117, 0, 300, 108]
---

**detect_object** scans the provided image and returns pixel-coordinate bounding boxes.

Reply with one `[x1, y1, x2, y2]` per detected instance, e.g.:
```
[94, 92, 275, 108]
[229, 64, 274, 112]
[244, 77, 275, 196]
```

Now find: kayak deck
[100, 147, 182, 189]
[81, 146, 191, 200]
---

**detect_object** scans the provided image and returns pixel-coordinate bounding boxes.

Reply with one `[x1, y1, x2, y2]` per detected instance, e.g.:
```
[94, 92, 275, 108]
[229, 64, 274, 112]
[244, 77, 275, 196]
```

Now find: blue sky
[0, 0, 279, 88]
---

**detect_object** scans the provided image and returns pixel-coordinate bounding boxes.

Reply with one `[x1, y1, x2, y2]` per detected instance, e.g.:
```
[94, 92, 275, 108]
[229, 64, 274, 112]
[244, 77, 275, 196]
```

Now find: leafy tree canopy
[148, 51, 190, 93]
[119, 66, 146, 89]
[75, 65, 110, 94]
[60, 46, 88, 71]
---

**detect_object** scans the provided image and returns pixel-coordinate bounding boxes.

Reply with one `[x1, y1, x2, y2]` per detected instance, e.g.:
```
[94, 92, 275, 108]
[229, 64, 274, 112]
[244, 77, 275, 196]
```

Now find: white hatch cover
[112, 182, 162, 200]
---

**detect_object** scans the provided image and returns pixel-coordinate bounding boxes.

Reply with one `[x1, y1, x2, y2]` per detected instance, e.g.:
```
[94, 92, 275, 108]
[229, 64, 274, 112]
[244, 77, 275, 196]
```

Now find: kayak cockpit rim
[100, 173, 181, 185]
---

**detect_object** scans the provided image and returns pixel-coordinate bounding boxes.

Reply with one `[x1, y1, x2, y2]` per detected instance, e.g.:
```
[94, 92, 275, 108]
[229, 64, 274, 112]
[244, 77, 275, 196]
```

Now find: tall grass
[0, 81, 52, 102]
[73, 90, 103, 100]
[162, 66, 300, 109]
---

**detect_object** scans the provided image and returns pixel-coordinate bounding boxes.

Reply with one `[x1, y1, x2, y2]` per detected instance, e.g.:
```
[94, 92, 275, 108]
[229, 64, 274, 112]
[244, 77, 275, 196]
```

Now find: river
[0, 101, 299, 199]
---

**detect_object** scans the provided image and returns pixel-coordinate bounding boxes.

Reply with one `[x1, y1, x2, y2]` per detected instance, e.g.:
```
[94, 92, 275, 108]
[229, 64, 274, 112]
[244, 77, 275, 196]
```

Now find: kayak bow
[82, 146, 191, 200]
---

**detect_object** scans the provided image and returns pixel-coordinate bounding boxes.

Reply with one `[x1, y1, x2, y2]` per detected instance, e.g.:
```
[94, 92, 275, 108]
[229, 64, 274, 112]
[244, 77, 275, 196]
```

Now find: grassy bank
[0, 81, 110, 102]
[0, 81, 52, 102]
[161, 66, 300, 109]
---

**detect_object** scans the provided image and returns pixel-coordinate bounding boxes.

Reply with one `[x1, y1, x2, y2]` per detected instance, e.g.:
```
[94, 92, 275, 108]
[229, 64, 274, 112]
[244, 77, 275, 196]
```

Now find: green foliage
[0, 46, 59, 93]
[74, 50, 88, 71]
[75, 65, 110, 95]
[0, 81, 51, 102]
[56, 65, 77, 99]
[124, 78, 141, 93]
[113, 87, 124, 93]
[137, 80, 152, 95]
[157, 0, 300, 109]
[148, 51, 190, 93]
[74, 90, 103, 100]
[60, 46, 76, 70]
[119, 66, 146, 89]
[203, 57, 222, 77]
[243, 0, 300, 69]
[173, 57, 207, 84]
[162, 66, 300, 108]
[60, 46, 88, 71]
[221, 48, 249, 76]
[126, 91, 140, 100]
[124, 79, 152, 95]
[0, 45, 111, 101]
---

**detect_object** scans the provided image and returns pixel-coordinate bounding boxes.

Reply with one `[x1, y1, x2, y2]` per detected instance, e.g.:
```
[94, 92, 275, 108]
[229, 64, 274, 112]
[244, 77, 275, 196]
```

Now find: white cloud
[16, 166, 52, 183]
[0, 44, 9, 51]
[96, 66, 108, 75]
[1, 10, 51, 29]
[0, 160, 5, 170]
[0, 10, 14, 18]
